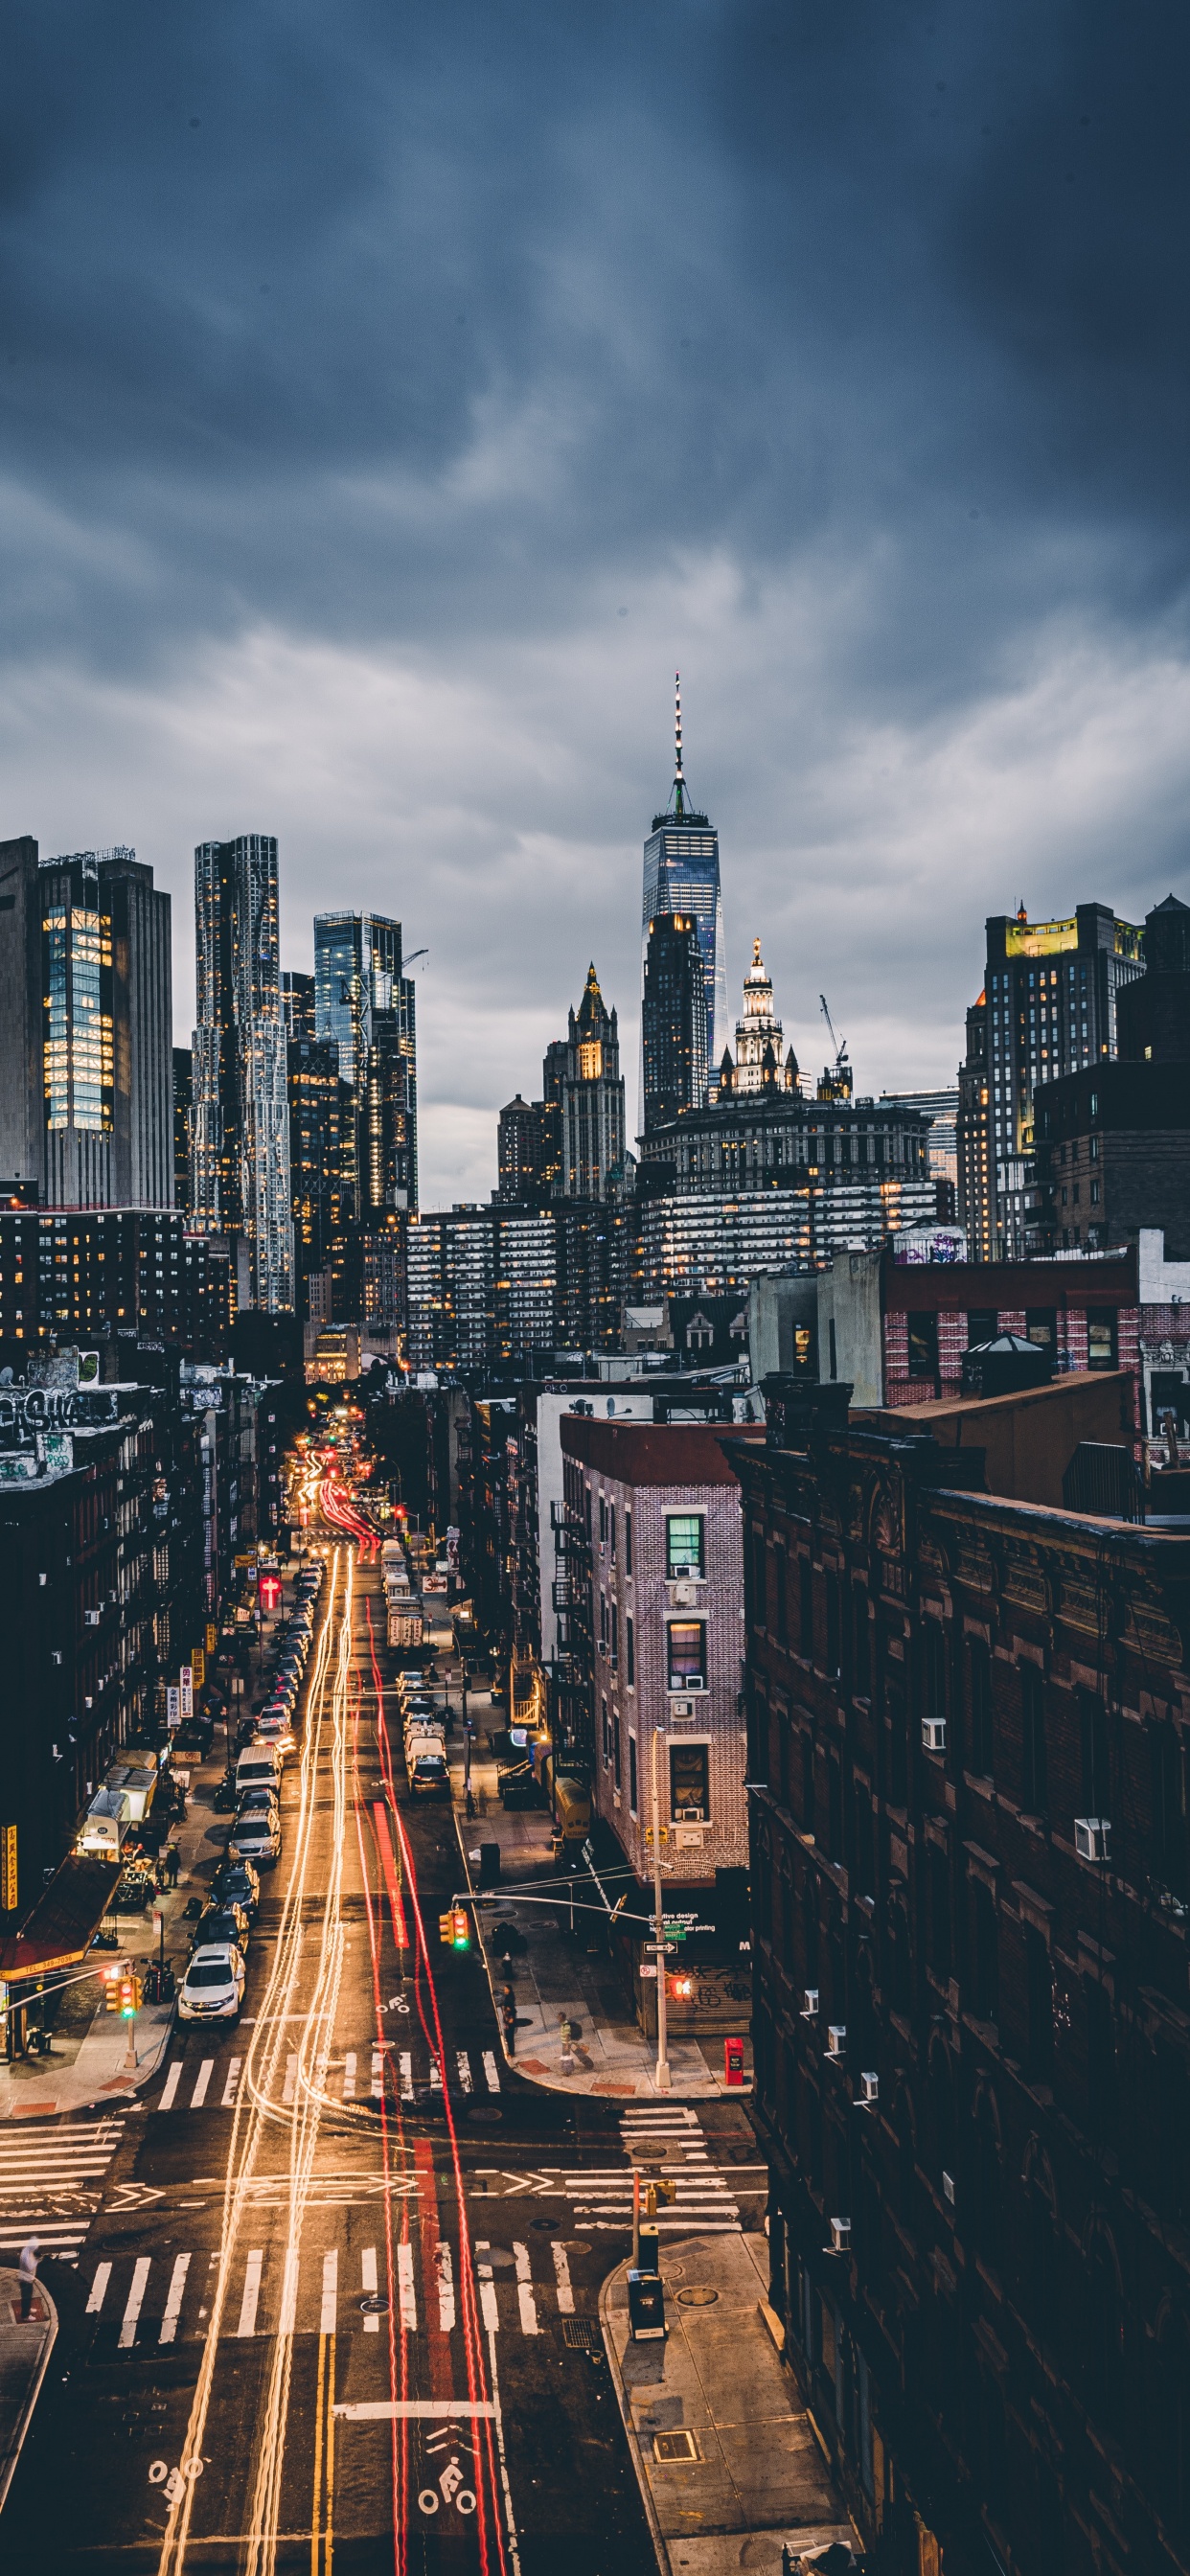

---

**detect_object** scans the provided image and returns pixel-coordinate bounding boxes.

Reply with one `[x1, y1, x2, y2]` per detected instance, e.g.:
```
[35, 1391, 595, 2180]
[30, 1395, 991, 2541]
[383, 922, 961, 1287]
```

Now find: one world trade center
[640, 678, 727, 1124]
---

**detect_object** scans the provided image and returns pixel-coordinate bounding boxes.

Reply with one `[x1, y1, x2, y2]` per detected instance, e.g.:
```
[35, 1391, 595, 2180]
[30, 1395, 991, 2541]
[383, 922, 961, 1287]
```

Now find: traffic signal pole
[651, 1725, 671, 2093]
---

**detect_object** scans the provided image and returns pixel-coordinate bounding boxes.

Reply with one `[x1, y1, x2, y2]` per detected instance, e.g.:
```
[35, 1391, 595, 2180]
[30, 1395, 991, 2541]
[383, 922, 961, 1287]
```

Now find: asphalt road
[2, 1531, 765, 2576]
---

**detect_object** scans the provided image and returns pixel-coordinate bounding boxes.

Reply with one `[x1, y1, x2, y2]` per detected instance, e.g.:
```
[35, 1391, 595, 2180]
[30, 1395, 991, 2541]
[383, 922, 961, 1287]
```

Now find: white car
[229, 1807, 282, 1867]
[256, 1715, 295, 1759]
[178, 1943, 246, 2022]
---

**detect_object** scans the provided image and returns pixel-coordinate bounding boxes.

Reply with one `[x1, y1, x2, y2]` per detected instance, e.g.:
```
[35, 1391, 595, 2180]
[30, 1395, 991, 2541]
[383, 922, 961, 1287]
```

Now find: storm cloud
[2, 0, 1188, 1197]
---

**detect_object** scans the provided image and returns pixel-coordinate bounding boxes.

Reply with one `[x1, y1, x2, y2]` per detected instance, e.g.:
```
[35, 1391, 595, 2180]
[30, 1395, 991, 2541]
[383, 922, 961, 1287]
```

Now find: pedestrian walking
[18, 2234, 38, 2322]
[164, 1841, 180, 1890]
[501, 1999, 517, 2057]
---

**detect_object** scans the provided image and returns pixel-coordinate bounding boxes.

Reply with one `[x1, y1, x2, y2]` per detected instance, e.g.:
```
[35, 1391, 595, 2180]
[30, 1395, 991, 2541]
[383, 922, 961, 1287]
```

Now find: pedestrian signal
[669, 1972, 695, 2001]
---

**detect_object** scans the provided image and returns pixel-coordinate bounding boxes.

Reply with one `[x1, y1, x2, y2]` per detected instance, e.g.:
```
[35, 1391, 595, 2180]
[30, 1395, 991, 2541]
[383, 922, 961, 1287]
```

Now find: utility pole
[651, 1725, 671, 2092]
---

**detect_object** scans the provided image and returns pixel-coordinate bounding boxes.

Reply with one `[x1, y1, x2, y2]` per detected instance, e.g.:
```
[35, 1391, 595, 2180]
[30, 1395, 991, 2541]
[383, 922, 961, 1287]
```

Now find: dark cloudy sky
[4, 0, 1189, 1201]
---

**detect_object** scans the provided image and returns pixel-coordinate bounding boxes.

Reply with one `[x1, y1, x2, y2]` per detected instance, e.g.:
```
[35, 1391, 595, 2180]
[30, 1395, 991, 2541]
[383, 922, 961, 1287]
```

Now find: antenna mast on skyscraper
[674, 672, 684, 818]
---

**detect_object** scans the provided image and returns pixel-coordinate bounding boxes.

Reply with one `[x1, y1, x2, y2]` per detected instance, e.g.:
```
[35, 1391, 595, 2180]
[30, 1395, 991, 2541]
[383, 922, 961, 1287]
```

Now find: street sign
[0, 1824, 16, 1915]
[180, 1666, 194, 1720]
[166, 1688, 180, 1729]
[638, 1963, 658, 1980]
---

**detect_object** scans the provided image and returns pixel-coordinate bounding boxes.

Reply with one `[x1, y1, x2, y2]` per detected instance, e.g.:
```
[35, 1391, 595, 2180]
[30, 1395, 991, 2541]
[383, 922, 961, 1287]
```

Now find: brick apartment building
[729, 1384, 1190, 2576]
[560, 1414, 759, 2027]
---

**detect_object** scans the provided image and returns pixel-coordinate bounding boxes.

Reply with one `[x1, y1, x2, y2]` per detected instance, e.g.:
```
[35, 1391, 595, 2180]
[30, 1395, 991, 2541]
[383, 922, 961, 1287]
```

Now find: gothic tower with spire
[543, 961, 627, 1199]
[639, 676, 726, 1134]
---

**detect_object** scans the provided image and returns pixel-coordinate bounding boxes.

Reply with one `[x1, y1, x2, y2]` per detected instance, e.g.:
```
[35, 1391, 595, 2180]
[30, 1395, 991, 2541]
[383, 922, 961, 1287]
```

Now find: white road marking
[282, 2055, 297, 2105]
[456, 2052, 472, 2092]
[119, 2256, 151, 2348]
[279, 2249, 299, 2336]
[85, 2261, 112, 2314]
[482, 2051, 501, 2092]
[160, 2253, 191, 2345]
[397, 2242, 417, 2331]
[513, 2242, 538, 2336]
[475, 2242, 499, 2336]
[371, 2049, 382, 2100]
[320, 2247, 337, 2335]
[335, 2400, 496, 2420]
[399, 2053, 413, 2101]
[158, 2064, 182, 2112]
[343, 2052, 356, 2100]
[220, 2058, 241, 2108]
[428, 2059, 443, 2091]
[551, 2242, 575, 2313]
[190, 2061, 214, 2110]
[237, 2248, 263, 2337]
[436, 2241, 456, 2332]
[361, 2243, 380, 2334]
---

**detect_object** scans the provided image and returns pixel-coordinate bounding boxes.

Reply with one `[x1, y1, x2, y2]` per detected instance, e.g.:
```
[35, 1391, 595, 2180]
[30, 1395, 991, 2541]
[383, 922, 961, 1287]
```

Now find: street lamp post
[651, 1724, 671, 2092]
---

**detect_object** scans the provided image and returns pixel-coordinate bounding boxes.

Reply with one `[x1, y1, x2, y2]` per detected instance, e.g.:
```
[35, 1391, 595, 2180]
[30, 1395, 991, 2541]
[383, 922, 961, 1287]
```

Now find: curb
[0, 2277, 57, 2518]
[598, 2261, 671, 2576]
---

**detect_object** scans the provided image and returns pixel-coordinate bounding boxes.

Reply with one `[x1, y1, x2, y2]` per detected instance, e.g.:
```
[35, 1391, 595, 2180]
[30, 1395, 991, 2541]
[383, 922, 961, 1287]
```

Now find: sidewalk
[0, 2264, 57, 2514]
[600, 2232, 858, 2576]
[447, 1702, 733, 2101]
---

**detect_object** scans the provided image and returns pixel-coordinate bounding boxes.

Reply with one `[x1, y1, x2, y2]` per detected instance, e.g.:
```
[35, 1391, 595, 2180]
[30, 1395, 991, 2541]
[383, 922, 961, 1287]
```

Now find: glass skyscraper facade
[191, 833, 294, 1313]
[639, 681, 726, 1131]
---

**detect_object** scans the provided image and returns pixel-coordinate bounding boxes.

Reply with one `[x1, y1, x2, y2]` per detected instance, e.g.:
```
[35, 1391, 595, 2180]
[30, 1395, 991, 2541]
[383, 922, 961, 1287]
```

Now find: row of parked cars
[177, 1559, 326, 2023]
[396, 1668, 451, 1798]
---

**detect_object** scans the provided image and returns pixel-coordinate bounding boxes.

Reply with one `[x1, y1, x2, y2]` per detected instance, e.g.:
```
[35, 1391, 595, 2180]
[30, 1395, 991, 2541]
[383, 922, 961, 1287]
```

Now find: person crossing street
[18, 2234, 39, 2322]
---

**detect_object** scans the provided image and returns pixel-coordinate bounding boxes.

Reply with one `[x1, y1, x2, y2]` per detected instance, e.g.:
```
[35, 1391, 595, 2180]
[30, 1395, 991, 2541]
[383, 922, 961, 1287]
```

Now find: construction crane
[403, 948, 428, 971]
[818, 993, 847, 1070]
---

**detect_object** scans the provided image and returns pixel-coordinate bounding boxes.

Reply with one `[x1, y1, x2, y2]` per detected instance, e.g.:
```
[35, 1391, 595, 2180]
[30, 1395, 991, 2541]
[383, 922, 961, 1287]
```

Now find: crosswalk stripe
[361, 2245, 380, 2334]
[428, 2059, 443, 2091]
[397, 2242, 417, 2331]
[86, 2262, 111, 2315]
[475, 2242, 498, 2335]
[399, 2053, 413, 2102]
[161, 2253, 191, 2345]
[190, 2060, 214, 2110]
[283, 2056, 297, 2105]
[119, 2257, 150, 2348]
[221, 2058, 241, 2108]
[320, 2248, 337, 2335]
[237, 2248, 263, 2337]
[279, 2249, 299, 2336]
[482, 2052, 501, 2092]
[513, 2242, 538, 2336]
[371, 2049, 383, 2101]
[456, 2052, 471, 2092]
[551, 2243, 575, 2313]
[343, 2052, 356, 2099]
[436, 2241, 455, 2333]
[158, 2064, 182, 2111]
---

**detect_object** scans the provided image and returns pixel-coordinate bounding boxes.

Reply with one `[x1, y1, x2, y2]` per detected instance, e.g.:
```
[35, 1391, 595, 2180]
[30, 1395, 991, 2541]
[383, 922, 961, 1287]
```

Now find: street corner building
[559, 1412, 761, 2034]
[727, 1376, 1190, 2576]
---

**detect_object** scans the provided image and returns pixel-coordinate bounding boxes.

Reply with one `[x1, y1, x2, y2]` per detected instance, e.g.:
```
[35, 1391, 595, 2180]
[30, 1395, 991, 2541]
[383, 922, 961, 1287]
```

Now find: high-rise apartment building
[641, 911, 708, 1133]
[313, 912, 418, 1215]
[958, 901, 1143, 1260]
[191, 834, 294, 1312]
[0, 838, 172, 1209]
[172, 1046, 192, 1212]
[286, 1032, 341, 1317]
[640, 679, 726, 1118]
[543, 963, 626, 1199]
[1033, 893, 1190, 1258]
[281, 970, 316, 1041]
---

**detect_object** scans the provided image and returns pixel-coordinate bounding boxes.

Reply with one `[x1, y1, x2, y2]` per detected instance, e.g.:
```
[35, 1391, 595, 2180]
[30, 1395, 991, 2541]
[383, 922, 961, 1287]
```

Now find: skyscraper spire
[673, 672, 685, 816]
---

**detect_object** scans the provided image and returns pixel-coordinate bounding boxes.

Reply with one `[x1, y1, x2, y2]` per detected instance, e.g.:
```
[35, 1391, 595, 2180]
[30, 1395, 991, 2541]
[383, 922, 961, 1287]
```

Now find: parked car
[237, 1748, 281, 1797]
[212, 1856, 261, 1916]
[228, 1807, 281, 1867]
[194, 1899, 252, 1954]
[237, 1784, 280, 1823]
[407, 1748, 450, 1799]
[177, 1943, 246, 2022]
[256, 1714, 295, 1758]
[172, 1718, 214, 1760]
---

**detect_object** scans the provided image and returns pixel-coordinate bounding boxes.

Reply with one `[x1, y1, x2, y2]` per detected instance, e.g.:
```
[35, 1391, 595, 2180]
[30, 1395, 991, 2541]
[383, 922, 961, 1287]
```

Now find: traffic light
[450, 1908, 470, 1950]
[439, 1914, 454, 1946]
[119, 1972, 140, 2017]
[103, 1965, 124, 2012]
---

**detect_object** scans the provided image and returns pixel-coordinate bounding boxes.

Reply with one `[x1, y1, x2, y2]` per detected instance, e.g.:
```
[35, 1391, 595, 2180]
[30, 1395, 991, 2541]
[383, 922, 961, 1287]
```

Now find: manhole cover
[675, 2287, 719, 2307]
[481, 2246, 515, 2268]
[359, 2293, 389, 2314]
[531, 2218, 555, 2231]
[566, 2241, 591, 2255]
[468, 2106, 503, 2124]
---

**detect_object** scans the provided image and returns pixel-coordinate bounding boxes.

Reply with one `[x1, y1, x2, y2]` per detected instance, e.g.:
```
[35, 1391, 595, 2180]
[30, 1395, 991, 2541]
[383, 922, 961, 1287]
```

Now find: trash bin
[477, 1843, 501, 1889]
[628, 2268, 666, 2340]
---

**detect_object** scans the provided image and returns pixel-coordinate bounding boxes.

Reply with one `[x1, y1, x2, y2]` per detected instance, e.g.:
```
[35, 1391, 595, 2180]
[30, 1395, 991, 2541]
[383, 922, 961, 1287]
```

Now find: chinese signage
[1, 1824, 16, 1914]
[180, 1667, 194, 1720]
[166, 1688, 180, 1729]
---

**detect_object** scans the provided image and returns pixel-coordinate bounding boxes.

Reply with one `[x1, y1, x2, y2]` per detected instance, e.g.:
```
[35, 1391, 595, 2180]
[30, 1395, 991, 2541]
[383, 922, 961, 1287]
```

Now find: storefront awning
[0, 1852, 121, 1981]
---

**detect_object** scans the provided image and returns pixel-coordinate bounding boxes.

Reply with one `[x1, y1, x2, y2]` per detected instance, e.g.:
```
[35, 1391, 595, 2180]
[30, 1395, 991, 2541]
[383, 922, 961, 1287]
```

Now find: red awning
[0, 1852, 121, 1980]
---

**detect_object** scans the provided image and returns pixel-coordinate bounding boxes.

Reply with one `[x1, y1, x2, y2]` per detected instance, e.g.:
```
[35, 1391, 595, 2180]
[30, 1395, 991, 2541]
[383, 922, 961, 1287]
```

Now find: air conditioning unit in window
[801, 1988, 819, 2020]
[84, 1609, 101, 1627]
[922, 1716, 946, 1753]
[684, 1673, 705, 1690]
[1075, 1816, 1111, 1863]
[827, 2217, 852, 2257]
[858, 2071, 879, 2107]
[827, 2025, 846, 2058]
[669, 1696, 696, 1719]
[675, 1806, 704, 1824]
